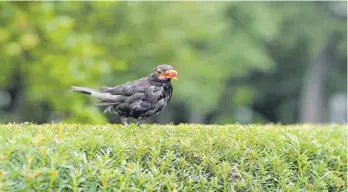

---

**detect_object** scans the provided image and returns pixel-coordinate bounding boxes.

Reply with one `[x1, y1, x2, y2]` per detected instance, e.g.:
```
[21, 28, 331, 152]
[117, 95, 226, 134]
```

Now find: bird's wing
[115, 92, 154, 117]
[107, 78, 168, 116]
[103, 78, 149, 96]
[93, 78, 150, 107]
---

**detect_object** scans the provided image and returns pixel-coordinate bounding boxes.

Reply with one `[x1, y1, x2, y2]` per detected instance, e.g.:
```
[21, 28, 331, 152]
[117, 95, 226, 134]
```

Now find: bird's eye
[157, 70, 162, 74]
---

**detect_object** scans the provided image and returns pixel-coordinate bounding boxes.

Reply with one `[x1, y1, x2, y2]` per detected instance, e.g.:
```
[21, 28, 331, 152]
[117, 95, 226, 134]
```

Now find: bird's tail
[71, 86, 120, 114]
[71, 86, 122, 104]
[71, 86, 98, 95]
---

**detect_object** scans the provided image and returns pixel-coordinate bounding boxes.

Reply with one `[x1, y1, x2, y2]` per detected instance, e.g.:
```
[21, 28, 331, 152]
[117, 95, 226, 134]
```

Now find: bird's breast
[147, 84, 172, 103]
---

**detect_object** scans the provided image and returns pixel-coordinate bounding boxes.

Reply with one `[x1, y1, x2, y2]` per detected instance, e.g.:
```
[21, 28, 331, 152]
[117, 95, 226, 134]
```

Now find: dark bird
[71, 64, 178, 127]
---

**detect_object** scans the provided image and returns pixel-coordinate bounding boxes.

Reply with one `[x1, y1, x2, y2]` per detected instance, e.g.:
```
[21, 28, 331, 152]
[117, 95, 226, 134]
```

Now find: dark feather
[71, 64, 175, 123]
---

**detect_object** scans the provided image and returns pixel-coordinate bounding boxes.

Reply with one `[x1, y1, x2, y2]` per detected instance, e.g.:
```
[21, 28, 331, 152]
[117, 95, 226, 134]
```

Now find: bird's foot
[136, 120, 144, 129]
[121, 117, 128, 126]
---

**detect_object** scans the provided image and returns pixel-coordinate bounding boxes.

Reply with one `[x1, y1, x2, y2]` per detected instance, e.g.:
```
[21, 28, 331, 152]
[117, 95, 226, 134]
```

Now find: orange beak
[163, 70, 178, 80]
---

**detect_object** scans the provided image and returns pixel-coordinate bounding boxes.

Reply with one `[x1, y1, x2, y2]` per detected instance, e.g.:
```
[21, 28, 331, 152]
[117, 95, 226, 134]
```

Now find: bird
[71, 64, 178, 127]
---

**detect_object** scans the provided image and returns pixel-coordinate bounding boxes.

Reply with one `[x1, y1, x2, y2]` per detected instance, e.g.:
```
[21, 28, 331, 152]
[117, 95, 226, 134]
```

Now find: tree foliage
[0, 1, 346, 124]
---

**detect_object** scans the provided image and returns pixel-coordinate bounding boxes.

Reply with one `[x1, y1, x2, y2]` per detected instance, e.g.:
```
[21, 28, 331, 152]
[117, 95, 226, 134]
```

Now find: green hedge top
[0, 123, 346, 191]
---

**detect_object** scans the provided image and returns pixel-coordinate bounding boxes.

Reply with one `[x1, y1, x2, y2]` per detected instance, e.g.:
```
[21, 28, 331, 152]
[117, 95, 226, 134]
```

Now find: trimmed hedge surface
[0, 123, 346, 191]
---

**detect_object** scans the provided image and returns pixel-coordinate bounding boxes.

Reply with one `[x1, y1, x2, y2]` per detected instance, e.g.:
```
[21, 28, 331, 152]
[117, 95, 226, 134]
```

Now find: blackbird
[71, 64, 178, 127]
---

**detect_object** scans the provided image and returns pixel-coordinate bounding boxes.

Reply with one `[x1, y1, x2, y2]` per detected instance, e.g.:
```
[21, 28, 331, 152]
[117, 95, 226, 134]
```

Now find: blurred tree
[0, 1, 346, 124]
[243, 2, 346, 124]
[0, 1, 275, 124]
[299, 1, 347, 123]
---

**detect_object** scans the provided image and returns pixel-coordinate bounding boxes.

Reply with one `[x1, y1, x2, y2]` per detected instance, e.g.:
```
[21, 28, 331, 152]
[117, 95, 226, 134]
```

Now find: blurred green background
[0, 1, 346, 125]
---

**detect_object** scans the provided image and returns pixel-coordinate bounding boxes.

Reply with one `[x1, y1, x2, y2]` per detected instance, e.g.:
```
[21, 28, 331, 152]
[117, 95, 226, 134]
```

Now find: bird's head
[150, 64, 178, 81]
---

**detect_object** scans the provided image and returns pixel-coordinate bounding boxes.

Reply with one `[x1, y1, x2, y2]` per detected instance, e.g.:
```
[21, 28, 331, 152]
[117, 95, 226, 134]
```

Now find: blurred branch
[299, 33, 339, 123]
[327, 1, 347, 19]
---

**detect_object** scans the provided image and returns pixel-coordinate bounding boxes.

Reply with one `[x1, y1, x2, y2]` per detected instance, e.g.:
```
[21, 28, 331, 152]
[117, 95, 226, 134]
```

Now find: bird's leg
[136, 119, 144, 128]
[121, 117, 128, 126]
